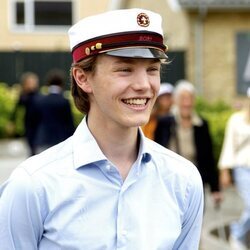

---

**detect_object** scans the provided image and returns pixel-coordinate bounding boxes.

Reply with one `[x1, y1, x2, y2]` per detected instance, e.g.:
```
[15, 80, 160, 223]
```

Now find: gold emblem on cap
[137, 13, 150, 27]
[96, 43, 102, 49]
[85, 47, 90, 55]
[90, 43, 103, 51]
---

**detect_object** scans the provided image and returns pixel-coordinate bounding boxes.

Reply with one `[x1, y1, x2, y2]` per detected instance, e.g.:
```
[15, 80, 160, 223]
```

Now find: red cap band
[72, 31, 166, 63]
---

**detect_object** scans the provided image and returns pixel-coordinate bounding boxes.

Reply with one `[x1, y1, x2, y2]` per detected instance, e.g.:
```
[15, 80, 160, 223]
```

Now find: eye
[117, 68, 132, 72]
[147, 66, 160, 74]
[113, 67, 133, 75]
[148, 67, 159, 71]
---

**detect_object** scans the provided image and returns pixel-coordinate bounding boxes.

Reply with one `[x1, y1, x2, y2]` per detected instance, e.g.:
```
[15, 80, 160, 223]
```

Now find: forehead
[97, 54, 161, 65]
[158, 93, 172, 98]
[176, 90, 194, 101]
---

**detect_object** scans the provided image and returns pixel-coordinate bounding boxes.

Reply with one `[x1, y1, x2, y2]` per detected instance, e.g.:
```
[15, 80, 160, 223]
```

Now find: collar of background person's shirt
[173, 106, 203, 127]
[48, 85, 62, 94]
[72, 117, 152, 170]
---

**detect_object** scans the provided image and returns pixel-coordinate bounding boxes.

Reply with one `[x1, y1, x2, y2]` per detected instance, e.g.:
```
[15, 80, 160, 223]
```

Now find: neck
[179, 114, 192, 128]
[87, 114, 139, 180]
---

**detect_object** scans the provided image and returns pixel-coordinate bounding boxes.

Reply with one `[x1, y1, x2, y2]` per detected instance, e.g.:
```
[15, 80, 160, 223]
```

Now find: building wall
[0, 0, 188, 52]
[187, 11, 250, 103]
[1, 0, 189, 84]
[0, 0, 110, 52]
[125, 0, 189, 51]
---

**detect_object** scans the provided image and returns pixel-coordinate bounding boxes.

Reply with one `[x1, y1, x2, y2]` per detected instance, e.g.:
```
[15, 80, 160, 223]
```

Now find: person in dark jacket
[10, 72, 41, 156]
[34, 69, 75, 153]
[155, 80, 222, 206]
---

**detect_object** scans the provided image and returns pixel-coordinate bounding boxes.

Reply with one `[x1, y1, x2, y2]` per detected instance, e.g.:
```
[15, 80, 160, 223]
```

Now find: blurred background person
[9, 72, 41, 156]
[155, 80, 222, 206]
[142, 82, 174, 140]
[218, 87, 250, 250]
[34, 68, 75, 153]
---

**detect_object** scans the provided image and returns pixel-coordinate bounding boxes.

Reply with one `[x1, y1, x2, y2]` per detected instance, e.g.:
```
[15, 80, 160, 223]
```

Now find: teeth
[123, 98, 147, 105]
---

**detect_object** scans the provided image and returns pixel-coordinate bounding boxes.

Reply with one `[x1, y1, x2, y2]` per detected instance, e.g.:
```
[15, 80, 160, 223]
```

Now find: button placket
[116, 188, 129, 248]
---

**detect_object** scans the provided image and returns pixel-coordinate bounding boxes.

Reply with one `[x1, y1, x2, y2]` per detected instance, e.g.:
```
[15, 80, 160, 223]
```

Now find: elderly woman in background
[155, 80, 222, 206]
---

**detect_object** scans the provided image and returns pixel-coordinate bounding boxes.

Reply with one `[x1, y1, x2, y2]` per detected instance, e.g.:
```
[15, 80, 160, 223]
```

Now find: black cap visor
[105, 48, 167, 59]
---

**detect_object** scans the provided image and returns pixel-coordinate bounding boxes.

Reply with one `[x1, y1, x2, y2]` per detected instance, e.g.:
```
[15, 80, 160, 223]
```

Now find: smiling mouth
[122, 98, 148, 106]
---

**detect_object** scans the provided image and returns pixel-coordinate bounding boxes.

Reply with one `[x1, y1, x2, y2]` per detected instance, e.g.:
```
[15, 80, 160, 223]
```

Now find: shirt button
[106, 164, 111, 171]
[121, 230, 127, 236]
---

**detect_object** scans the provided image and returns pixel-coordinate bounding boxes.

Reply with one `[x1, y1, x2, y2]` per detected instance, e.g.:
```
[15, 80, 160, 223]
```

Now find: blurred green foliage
[0, 82, 83, 138]
[195, 97, 233, 163]
[0, 83, 19, 138]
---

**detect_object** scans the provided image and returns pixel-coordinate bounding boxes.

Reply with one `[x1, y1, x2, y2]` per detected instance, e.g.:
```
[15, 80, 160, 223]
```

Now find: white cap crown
[68, 8, 167, 62]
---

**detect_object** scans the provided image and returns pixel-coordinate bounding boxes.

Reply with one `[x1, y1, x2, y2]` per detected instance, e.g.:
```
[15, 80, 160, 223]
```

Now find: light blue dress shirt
[0, 117, 204, 250]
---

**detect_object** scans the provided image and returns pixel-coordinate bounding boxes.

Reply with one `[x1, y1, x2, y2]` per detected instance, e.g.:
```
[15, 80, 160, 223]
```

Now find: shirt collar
[73, 117, 107, 169]
[137, 128, 152, 164]
[72, 117, 152, 170]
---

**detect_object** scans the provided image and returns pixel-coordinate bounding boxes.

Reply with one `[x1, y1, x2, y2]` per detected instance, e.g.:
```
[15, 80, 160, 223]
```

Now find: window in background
[34, 1, 72, 26]
[11, 0, 73, 31]
[16, 1, 25, 24]
[236, 32, 250, 96]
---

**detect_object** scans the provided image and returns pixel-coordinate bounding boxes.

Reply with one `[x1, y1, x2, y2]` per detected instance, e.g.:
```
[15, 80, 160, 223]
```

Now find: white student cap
[68, 8, 168, 63]
[158, 83, 174, 97]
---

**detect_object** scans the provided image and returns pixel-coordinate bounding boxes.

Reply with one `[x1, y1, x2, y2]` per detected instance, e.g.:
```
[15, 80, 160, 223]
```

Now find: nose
[132, 69, 151, 91]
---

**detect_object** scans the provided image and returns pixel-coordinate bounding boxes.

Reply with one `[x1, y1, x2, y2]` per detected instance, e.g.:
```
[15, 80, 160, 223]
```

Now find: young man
[0, 9, 204, 249]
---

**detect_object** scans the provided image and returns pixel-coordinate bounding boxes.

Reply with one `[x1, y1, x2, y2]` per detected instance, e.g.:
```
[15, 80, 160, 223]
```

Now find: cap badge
[137, 13, 150, 27]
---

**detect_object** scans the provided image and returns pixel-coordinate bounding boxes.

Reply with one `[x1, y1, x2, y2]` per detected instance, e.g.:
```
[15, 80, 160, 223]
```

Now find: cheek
[153, 80, 161, 95]
[91, 83, 117, 108]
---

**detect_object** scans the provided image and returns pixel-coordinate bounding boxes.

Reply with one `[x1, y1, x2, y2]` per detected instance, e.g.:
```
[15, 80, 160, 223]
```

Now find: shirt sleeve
[0, 168, 44, 249]
[218, 114, 236, 169]
[173, 167, 204, 250]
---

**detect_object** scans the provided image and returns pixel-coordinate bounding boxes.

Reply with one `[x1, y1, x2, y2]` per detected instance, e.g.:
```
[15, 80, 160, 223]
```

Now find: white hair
[174, 80, 196, 100]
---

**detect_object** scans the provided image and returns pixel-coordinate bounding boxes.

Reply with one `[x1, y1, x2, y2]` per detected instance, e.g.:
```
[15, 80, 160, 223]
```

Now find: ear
[72, 67, 93, 93]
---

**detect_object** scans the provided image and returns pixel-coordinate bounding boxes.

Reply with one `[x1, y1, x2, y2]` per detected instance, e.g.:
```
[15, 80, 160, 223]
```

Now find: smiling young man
[0, 9, 204, 249]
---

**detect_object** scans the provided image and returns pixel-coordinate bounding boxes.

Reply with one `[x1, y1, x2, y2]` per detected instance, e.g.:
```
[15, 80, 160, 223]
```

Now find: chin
[119, 111, 151, 128]
[128, 117, 150, 127]
[137, 119, 149, 127]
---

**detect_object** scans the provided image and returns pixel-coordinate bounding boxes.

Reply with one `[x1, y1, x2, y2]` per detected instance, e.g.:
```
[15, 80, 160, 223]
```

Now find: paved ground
[0, 138, 245, 249]
[201, 186, 244, 250]
[0, 138, 29, 184]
